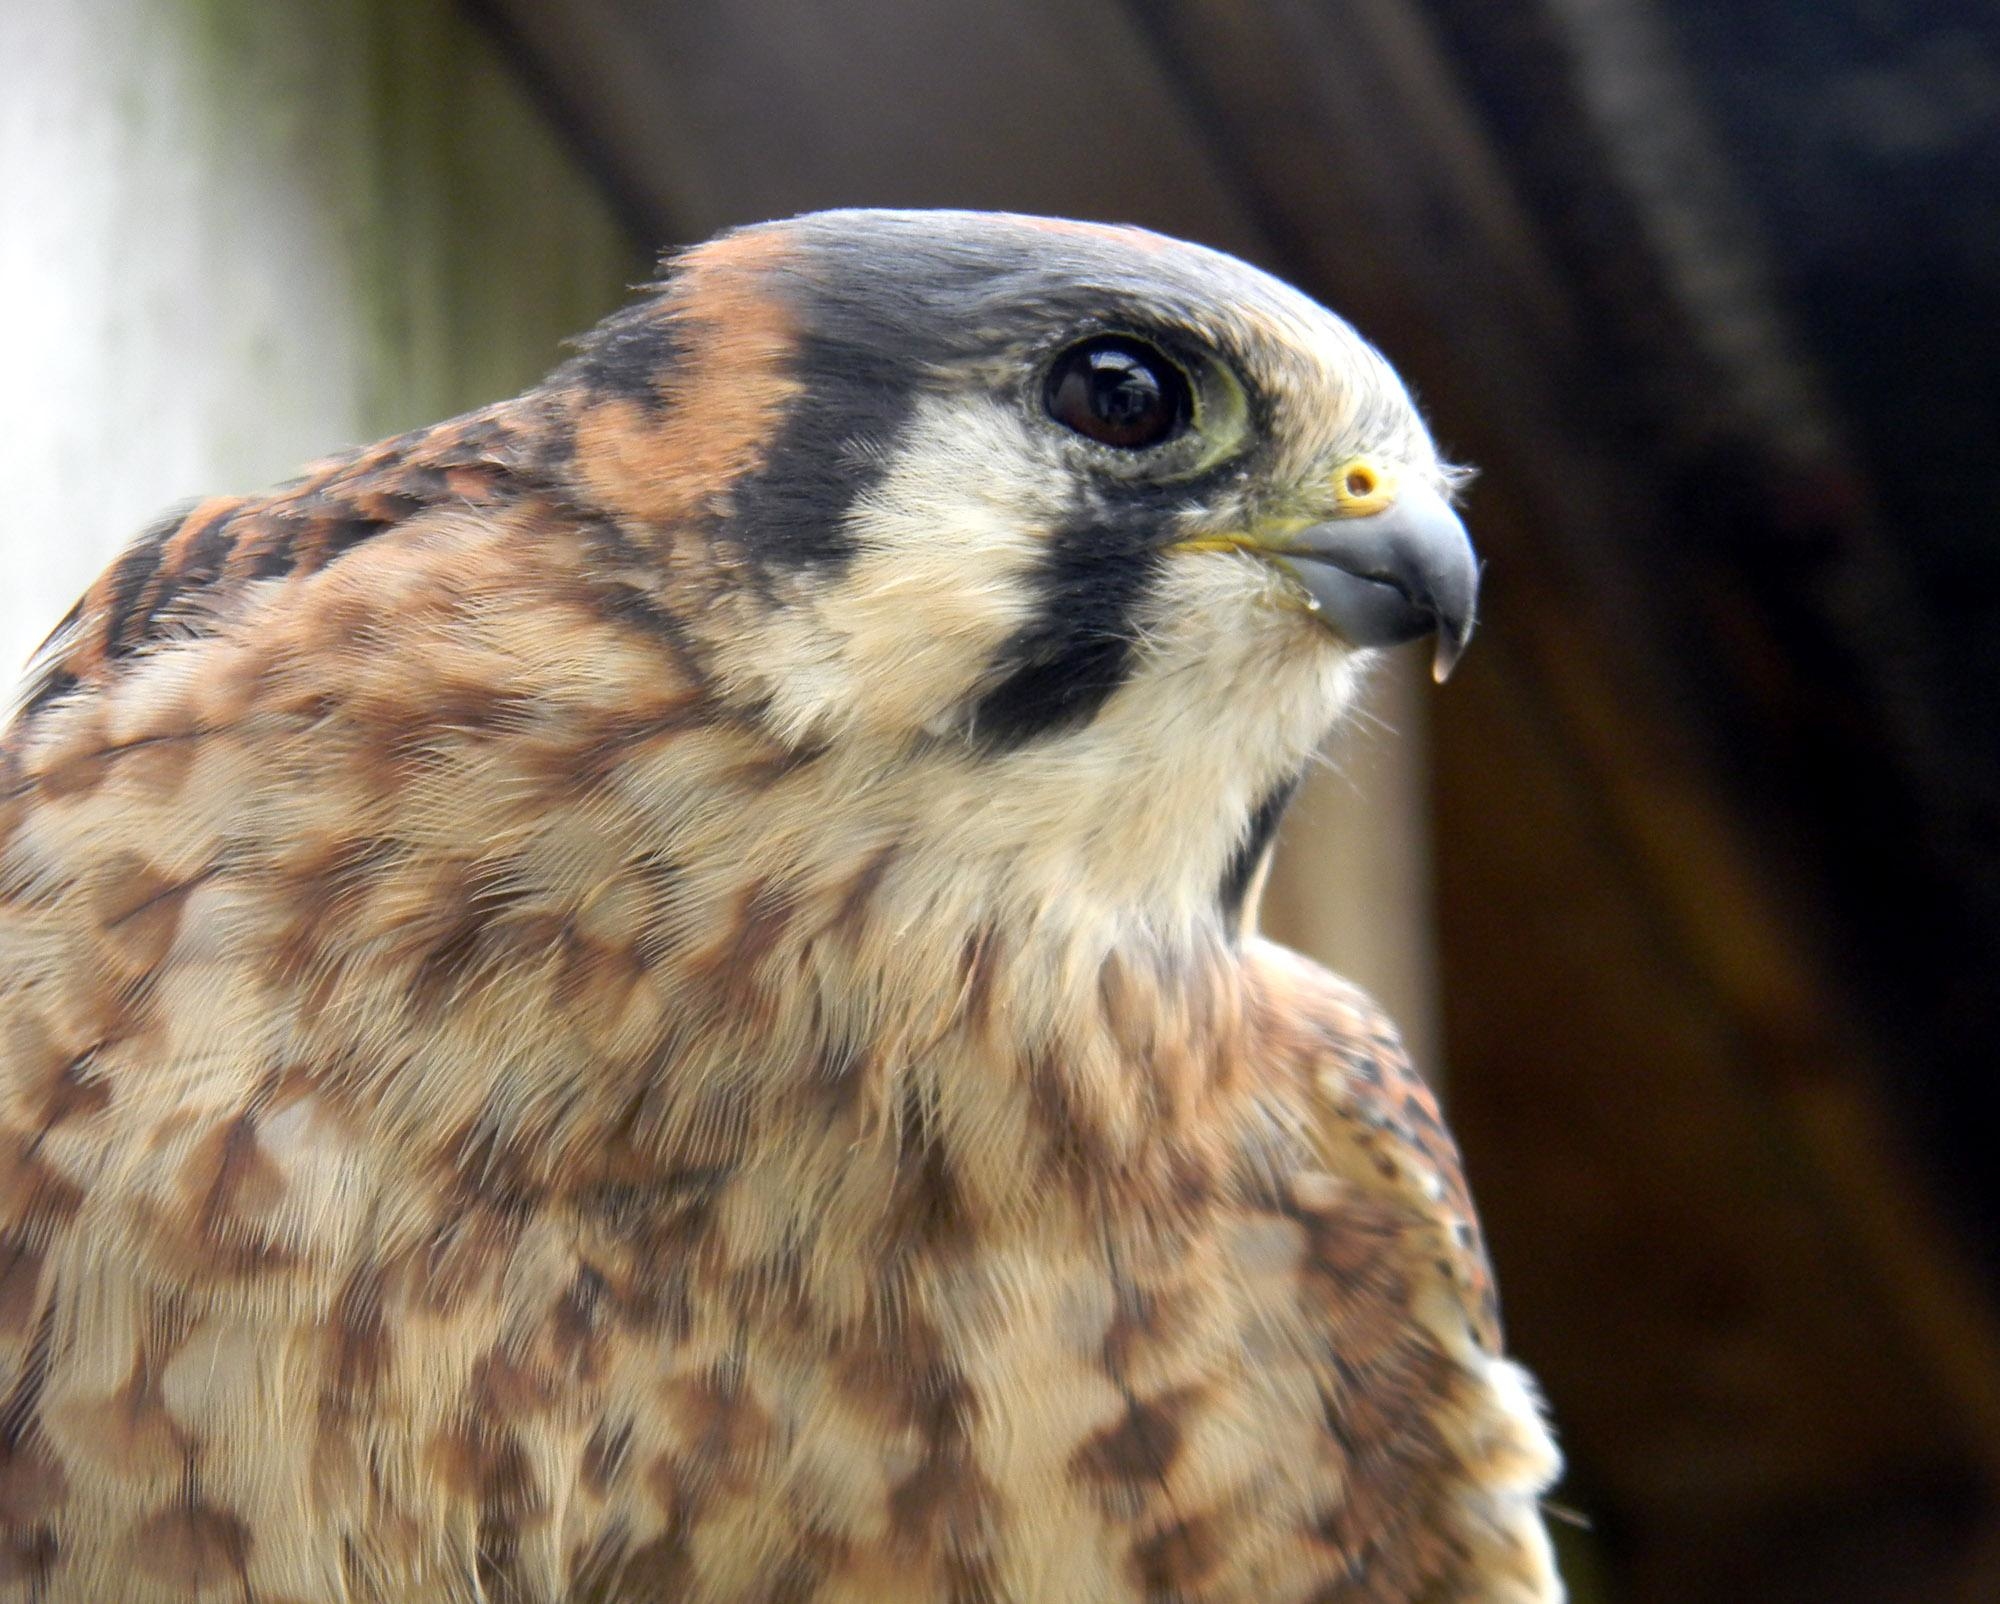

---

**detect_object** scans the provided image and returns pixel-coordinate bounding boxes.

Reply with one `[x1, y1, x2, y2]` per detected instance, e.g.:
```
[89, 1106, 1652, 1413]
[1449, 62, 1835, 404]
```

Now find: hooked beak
[1223, 472, 1480, 682]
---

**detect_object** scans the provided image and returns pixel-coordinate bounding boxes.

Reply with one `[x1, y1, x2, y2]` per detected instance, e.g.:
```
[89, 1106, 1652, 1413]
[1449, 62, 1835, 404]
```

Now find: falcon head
[552, 209, 1476, 928]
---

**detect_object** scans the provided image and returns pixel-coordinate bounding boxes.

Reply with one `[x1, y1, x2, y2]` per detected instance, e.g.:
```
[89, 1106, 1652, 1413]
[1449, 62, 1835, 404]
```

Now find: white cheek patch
[781, 394, 1065, 739]
[1134, 542, 1362, 740]
[937, 546, 1364, 918]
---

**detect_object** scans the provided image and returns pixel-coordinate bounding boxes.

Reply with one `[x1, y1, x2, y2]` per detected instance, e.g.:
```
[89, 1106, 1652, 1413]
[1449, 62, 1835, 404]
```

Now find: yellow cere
[1330, 458, 1397, 518]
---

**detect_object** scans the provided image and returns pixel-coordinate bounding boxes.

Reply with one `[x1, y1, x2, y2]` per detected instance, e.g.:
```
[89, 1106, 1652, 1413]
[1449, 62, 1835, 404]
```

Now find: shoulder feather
[1247, 938, 1502, 1355]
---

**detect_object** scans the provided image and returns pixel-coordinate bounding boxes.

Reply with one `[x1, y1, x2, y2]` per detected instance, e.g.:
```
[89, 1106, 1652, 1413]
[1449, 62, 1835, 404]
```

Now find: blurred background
[4, 1, 1997, 1598]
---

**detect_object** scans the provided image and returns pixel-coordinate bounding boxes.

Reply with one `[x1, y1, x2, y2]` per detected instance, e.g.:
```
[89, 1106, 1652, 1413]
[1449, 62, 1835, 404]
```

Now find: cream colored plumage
[0, 210, 1559, 1602]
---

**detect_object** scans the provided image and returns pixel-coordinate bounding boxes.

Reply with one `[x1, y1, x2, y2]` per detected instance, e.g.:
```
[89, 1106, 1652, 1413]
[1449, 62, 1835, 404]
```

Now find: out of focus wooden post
[1262, 654, 1445, 1078]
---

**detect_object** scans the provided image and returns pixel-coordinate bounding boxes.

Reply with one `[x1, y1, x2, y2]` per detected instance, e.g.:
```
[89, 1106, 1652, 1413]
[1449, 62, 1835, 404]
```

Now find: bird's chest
[416, 1162, 1342, 1604]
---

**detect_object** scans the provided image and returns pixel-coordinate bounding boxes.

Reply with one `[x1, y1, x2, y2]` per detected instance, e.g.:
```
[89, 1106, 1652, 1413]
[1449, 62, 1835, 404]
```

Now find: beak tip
[1430, 618, 1474, 683]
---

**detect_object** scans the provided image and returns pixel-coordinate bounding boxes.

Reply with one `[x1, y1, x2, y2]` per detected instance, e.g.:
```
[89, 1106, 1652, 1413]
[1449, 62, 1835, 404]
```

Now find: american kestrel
[0, 210, 1560, 1602]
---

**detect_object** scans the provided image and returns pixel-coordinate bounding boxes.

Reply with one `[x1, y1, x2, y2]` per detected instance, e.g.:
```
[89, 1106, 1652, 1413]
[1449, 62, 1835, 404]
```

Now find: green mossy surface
[177, 0, 646, 436]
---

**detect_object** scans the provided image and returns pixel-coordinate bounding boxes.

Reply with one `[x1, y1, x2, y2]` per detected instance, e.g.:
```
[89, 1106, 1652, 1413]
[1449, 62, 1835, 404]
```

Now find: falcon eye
[1043, 336, 1192, 450]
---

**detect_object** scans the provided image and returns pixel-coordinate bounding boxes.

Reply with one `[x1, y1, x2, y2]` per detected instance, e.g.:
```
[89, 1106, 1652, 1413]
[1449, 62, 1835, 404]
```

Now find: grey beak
[1269, 479, 1481, 681]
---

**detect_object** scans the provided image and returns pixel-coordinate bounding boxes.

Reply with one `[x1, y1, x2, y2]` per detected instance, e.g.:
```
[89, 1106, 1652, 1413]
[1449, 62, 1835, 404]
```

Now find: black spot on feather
[318, 512, 388, 563]
[247, 528, 302, 580]
[173, 506, 239, 592]
[97, 509, 181, 660]
[554, 300, 687, 413]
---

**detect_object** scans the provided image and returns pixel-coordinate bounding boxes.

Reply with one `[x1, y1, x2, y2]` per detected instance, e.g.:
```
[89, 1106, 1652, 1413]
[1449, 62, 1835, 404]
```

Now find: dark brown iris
[1043, 335, 1191, 450]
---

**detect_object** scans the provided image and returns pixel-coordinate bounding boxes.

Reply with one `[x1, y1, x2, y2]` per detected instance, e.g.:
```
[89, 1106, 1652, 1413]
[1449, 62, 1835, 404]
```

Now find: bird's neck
[347, 727, 1267, 1225]
[644, 762, 1257, 1176]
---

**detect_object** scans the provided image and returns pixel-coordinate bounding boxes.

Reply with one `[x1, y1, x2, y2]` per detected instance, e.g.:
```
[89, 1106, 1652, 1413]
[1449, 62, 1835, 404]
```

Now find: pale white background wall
[0, 0, 642, 677]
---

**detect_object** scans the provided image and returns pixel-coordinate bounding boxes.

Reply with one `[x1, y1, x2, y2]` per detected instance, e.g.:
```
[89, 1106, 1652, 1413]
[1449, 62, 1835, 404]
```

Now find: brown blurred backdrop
[5, 2, 1997, 1598]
